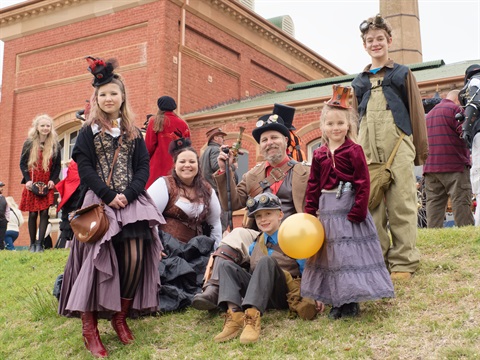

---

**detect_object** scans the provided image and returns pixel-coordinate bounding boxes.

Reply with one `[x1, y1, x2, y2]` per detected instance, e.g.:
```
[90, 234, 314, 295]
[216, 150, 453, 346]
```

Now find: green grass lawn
[1, 226, 479, 359]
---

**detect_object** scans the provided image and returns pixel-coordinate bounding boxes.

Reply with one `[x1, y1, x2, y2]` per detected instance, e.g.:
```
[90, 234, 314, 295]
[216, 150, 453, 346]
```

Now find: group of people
[2, 12, 477, 359]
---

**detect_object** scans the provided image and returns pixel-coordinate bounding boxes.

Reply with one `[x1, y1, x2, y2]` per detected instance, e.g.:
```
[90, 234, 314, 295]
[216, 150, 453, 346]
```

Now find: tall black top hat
[252, 114, 291, 144]
[273, 103, 296, 130]
[86, 56, 118, 87]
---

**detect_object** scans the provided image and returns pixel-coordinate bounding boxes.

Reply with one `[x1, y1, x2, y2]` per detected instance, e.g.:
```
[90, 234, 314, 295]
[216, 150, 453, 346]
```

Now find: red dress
[145, 112, 190, 188]
[19, 151, 55, 212]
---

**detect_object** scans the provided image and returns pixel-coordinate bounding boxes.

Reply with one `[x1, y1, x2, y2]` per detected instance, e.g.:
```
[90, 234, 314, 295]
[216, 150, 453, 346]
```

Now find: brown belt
[212, 245, 242, 264]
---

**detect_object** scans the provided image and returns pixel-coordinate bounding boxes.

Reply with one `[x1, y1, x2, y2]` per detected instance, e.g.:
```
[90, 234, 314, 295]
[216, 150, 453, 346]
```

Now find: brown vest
[249, 234, 300, 278]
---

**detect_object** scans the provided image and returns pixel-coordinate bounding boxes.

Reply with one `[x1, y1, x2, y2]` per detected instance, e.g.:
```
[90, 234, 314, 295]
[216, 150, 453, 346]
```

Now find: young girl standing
[301, 85, 394, 320]
[19, 114, 61, 252]
[58, 57, 164, 358]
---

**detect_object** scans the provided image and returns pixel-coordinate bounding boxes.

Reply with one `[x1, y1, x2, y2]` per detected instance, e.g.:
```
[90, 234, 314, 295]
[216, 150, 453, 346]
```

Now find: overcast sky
[1, 0, 479, 84]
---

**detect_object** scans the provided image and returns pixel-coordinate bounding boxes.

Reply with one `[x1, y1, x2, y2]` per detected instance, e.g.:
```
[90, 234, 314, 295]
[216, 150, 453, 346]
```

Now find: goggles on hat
[246, 194, 281, 214]
[359, 14, 385, 33]
[256, 114, 279, 128]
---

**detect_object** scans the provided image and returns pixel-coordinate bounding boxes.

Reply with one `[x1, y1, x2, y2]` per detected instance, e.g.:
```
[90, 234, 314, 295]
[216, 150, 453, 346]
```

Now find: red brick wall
[0, 1, 321, 247]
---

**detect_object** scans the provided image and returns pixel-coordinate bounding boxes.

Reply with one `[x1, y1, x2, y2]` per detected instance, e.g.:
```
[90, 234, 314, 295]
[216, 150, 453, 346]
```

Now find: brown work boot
[191, 285, 219, 311]
[214, 309, 244, 343]
[239, 308, 261, 344]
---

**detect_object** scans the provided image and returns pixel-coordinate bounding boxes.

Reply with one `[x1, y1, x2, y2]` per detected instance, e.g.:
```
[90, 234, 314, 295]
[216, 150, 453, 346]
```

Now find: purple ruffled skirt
[58, 190, 165, 319]
[301, 189, 394, 307]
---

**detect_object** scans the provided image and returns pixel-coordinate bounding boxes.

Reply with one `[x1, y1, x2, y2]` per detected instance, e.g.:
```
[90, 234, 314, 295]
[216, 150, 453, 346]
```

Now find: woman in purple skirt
[301, 85, 394, 320]
[58, 57, 164, 358]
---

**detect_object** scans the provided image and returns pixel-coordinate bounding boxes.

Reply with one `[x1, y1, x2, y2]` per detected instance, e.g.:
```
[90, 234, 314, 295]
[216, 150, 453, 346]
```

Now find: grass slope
[1, 227, 479, 359]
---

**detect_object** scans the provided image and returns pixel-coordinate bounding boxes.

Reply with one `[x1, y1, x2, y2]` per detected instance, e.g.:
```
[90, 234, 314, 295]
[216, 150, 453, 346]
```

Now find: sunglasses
[256, 114, 279, 128]
[359, 14, 385, 33]
[246, 194, 281, 213]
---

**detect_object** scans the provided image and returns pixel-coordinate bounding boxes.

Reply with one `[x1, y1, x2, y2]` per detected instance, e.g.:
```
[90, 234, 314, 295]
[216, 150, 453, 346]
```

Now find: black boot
[340, 303, 359, 318]
[191, 284, 219, 311]
[328, 306, 342, 320]
[29, 240, 35, 253]
[34, 240, 44, 253]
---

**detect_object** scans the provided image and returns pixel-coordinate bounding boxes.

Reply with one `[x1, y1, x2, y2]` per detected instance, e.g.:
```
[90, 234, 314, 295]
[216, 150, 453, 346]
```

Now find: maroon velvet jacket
[305, 138, 370, 223]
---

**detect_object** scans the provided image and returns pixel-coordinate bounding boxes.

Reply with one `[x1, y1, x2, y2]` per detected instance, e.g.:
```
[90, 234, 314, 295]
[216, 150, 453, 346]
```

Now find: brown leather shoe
[240, 308, 261, 344]
[390, 272, 412, 281]
[191, 285, 219, 311]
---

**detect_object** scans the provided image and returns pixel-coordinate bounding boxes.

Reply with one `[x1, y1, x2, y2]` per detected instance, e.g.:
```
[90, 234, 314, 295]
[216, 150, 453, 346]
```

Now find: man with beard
[192, 113, 310, 311]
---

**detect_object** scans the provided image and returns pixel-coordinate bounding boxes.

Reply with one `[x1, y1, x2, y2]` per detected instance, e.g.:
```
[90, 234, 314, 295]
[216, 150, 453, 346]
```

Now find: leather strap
[212, 245, 242, 264]
[106, 136, 122, 187]
[249, 159, 297, 197]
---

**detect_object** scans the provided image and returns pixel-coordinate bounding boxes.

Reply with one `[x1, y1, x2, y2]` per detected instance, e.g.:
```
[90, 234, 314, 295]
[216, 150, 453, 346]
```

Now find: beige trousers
[359, 82, 420, 273]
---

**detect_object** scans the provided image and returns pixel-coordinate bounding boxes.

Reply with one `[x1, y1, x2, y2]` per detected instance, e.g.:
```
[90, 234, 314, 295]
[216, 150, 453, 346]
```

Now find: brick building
[0, 0, 477, 247]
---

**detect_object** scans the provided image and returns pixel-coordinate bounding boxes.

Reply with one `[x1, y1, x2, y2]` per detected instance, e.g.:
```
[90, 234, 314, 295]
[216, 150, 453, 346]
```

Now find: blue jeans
[5, 230, 19, 251]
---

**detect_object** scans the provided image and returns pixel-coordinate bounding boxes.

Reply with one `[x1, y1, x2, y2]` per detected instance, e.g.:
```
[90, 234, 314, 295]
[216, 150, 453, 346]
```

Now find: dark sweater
[20, 140, 61, 184]
[72, 125, 149, 205]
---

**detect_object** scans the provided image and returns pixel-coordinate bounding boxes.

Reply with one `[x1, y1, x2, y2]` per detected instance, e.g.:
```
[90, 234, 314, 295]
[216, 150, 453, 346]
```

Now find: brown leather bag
[69, 136, 122, 244]
[69, 203, 109, 243]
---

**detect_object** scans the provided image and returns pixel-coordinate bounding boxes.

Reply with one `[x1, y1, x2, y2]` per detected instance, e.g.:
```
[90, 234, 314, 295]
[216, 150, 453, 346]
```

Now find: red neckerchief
[265, 156, 290, 194]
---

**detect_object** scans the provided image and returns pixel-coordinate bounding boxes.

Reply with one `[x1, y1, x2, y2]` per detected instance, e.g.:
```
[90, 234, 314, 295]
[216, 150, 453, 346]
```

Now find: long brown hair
[27, 114, 59, 171]
[86, 75, 138, 141]
[152, 110, 171, 133]
[171, 147, 212, 219]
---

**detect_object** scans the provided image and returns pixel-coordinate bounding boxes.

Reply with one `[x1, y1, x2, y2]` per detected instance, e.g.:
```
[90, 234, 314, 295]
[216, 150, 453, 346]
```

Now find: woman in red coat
[145, 96, 190, 188]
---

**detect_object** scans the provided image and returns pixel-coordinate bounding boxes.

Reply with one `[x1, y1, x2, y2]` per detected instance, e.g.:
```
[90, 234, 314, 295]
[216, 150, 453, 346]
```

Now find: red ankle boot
[81, 312, 108, 358]
[111, 298, 134, 344]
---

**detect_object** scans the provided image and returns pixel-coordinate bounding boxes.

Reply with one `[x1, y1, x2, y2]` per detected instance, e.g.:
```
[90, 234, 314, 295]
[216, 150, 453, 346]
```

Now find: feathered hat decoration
[168, 130, 192, 156]
[85, 56, 118, 87]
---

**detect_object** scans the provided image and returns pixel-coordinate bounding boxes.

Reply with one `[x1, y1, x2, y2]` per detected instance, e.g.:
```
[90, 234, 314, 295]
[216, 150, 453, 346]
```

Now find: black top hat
[157, 96, 177, 111]
[465, 64, 480, 84]
[0, 181, 5, 187]
[252, 114, 291, 144]
[246, 193, 282, 218]
[273, 103, 296, 130]
[86, 56, 118, 87]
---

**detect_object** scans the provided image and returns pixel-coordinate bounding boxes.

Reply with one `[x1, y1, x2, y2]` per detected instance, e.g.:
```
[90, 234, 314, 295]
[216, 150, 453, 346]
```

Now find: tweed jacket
[214, 161, 310, 215]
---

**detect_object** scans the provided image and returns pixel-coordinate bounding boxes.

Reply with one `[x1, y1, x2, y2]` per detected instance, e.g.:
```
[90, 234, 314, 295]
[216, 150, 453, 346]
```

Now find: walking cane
[222, 147, 234, 230]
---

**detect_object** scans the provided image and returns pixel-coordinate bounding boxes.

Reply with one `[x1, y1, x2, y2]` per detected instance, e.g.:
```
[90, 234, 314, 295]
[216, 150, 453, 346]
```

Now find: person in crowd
[4, 196, 23, 251]
[213, 192, 318, 344]
[58, 57, 164, 358]
[55, 160, 82, 248]
[145, 96, 191, 188]
[19, 114, 61, 253]
[148, 138, 222, 247]
[199, 127, 230, 232]
[192, 113, 310, 311]
[147, 138, 222, 311]
[301, 86, 394, 319]
[423, 90, 474, 228]
[351, 14, 428, 281]
[459, 64, 480, 225]
[0, 181, 9, 250]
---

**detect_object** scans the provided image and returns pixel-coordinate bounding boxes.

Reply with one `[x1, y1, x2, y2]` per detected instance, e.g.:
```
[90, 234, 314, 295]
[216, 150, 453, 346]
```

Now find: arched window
[307, 139, 322, 162]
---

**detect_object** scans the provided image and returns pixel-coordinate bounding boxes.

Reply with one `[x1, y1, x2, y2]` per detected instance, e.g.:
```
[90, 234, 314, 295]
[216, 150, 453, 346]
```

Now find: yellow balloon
[278, 213, 324, 259]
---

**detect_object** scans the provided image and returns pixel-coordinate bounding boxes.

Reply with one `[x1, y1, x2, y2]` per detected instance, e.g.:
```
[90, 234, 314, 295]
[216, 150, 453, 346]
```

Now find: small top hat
[157, 96, 177, 111]
[206, 127, 227, 141]
[86, 56, 118, 87]
[0, 181, 5, 187]
[246, 193, 282, 218]
[465, 64, 480, 84]
[273, 103, 296, 130]
[168, 130, 192, 156]
[252, 114, 291, 144]
[325, 84, 352, 109]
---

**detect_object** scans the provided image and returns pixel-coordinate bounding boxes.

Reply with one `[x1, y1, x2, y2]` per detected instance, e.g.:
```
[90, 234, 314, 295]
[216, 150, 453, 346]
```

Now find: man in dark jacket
[200, 127, 228, 231]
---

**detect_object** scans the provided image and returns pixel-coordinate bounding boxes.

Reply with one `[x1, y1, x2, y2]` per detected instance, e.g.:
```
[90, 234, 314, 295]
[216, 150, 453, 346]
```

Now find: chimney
[380, 0, 423, 65]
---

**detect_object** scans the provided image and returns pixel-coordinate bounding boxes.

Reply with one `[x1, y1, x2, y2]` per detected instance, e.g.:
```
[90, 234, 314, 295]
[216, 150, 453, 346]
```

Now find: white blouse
[147, 177, 222, 248]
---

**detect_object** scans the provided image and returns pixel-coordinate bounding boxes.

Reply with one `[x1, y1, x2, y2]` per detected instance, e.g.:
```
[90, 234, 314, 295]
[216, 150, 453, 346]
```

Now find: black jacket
[72, 125, 149, 205]
[20, 139, 61, 184]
